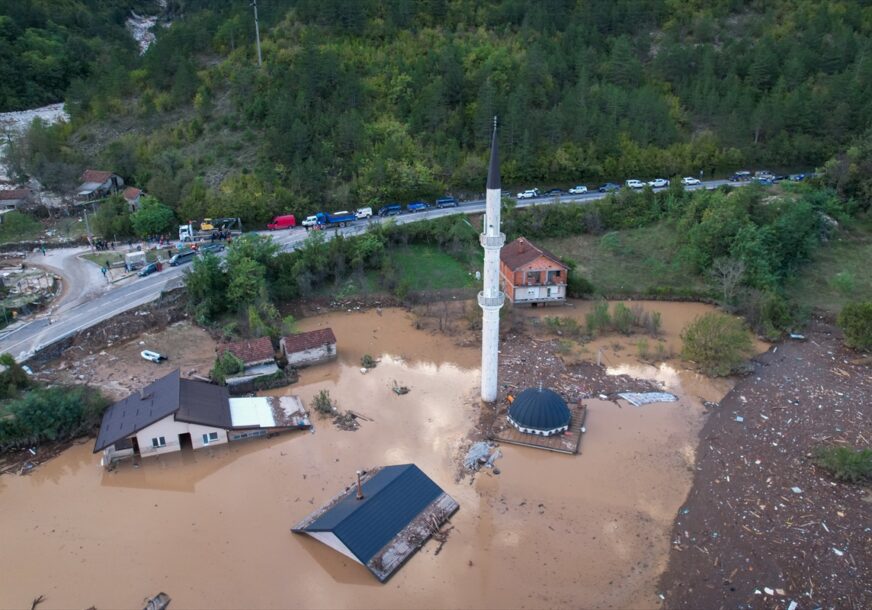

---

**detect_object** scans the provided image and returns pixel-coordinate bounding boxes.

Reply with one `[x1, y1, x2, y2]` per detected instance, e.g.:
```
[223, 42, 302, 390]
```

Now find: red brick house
[122, 187, 143, 211]
[499, 237, 568, 305]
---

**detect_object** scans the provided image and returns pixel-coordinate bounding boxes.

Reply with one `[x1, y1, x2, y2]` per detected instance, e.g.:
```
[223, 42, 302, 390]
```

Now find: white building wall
[513, 284, 566, 302]
[134, 415, 228, 457]
[286, 343, 336, 367]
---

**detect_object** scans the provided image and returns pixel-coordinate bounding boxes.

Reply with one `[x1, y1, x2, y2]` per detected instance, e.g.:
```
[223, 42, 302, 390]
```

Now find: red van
[267, 214, 296, 230]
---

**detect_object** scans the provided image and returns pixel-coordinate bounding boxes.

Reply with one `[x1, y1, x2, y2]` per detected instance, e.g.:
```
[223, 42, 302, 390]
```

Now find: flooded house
[293, 464, 459, 582]
[220, 336, 279, 388]
[94, 370, 311, 466]
[499, 237, 568, 305]
[281, 328, 337, 367]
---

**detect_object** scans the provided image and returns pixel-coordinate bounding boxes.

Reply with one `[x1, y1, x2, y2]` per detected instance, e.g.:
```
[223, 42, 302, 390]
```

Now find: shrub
[0, 386, 110, 450]
[311, 390, 336, 417]
[837, 301, 872, 351]
[211, 351, 245, 385]
[830, 271, 856, 296]
[361, 354, 376, 369]
[681, 312, 754, 376]
[586, 301, 611, 335]
[814, 445, 872, 483]
[567, 272, 594, 298]
[612, 302, 635, 335]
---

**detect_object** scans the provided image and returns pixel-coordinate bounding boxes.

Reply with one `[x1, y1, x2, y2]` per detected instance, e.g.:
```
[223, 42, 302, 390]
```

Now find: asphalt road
[0, 179, 732, 362]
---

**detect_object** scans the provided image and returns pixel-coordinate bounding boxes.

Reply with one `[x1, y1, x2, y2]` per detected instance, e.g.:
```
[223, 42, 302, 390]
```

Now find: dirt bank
[658, 315, 872, 609]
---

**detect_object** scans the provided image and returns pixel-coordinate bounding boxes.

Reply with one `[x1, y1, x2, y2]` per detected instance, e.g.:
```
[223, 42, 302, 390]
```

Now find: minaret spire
[479, 116, 505, 403]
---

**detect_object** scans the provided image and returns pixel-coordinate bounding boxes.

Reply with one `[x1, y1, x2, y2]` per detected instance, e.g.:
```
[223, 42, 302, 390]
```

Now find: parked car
[198, 243, 225, 255]
[544, 188, 564, 197]
[754, 177, 774, 186]
[169, 250, 197, 266]
[435, 196, 458, 208]
[681, 176, 701, 186]
[138, 262, 161, 277]
[568, 185, 588, 194]
[625, 179, 645, 189]
[301, 215, 320, 227]
[378, 203, 402, 217]
[730, 171, 752, 181]
[598, 183, 620, 193]
[407, 201, 429, 212]
[789, 173, 806, 181]
[141, 350, 167, 363]
[647, 178, 669, 188]
[355, 207, 373, 219]
[517, 189, 541, 199]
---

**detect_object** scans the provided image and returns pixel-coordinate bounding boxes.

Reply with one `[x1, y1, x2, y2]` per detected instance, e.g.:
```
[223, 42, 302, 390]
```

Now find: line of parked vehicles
[516, 176, 703, 199]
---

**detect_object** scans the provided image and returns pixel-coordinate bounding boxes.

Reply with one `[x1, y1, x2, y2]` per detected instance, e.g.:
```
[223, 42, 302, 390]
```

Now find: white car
[301, 215, 319, 227]
[141, 350, 167, 363]
[647, 178, 669, 188]
[517, 189, 540, 199]
[625, 179, 645, 189]
[681, 176, 701, 186]
[568, 185, 588, 194]
[355, 207, 373, 219]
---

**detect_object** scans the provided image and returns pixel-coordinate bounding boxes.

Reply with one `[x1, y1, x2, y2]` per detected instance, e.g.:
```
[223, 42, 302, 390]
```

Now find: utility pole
[251, 0, 263, 67]
[83, 208, 94, 251]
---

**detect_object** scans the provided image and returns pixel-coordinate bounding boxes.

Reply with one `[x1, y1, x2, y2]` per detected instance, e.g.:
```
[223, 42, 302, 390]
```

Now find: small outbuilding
[292, 464, 459, 582]
[76, 169, 123, 202]
[0, 188, 32, 210]
[281, 328, 337, 367]
[220, 337, 279, 387]
[122, 186, 142, 211]
[507, 387, 571, 436]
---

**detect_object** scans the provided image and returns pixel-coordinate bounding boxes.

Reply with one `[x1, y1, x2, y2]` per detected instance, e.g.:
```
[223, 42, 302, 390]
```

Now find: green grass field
[541, 222, 706, 296]
[784, 215, 872, 314]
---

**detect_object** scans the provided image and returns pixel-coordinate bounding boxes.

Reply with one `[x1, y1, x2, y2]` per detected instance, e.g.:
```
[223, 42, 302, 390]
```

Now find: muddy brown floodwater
[1, 302, 756, 609]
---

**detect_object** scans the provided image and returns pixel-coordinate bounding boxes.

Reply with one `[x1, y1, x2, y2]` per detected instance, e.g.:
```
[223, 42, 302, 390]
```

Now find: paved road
[0, 179, 732, 362]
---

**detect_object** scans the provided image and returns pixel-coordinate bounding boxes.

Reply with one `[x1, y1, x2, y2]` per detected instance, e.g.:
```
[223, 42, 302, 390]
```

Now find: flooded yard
[0, 301, 754, 609]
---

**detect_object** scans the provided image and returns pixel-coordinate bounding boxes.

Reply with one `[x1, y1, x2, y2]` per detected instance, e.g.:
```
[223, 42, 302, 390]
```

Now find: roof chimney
[356, 470, 364, 500]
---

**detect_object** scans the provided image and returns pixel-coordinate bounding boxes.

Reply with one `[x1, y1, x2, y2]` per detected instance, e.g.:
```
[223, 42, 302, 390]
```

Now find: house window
[526, 271, 540, 285]
[202, 431, 219, 444]
[151, 436, 166, 448]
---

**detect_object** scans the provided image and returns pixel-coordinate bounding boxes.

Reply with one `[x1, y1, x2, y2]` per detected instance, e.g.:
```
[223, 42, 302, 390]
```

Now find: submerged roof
[294, 464, 447, 567]
[500, 237, 566, 271]
[487, 116, 500, 190]
[508, 387, 571, 432]
[93, 370, 231, 451]
[282, 328, 336, 353]
[222, 336, 275, 365]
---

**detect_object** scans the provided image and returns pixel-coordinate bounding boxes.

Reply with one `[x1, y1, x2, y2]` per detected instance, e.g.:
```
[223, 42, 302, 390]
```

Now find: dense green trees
[130, 195, 176, 237]
[9, 0, 872, 225]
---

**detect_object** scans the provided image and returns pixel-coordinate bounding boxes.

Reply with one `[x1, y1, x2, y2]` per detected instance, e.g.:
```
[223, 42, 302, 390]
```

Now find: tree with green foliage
[0, 211, 42, 243]
[93, 194, 134, 239]
[836, 301, 872, 352]
[130, 195, 177, 237]
[681, 312, 754, 377]
[210, 350, 244, 385]
[183, 253, 228, 325]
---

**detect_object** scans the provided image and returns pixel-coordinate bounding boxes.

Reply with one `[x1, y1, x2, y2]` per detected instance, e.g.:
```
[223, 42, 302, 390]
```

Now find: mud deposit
[2, 303, 736, 609]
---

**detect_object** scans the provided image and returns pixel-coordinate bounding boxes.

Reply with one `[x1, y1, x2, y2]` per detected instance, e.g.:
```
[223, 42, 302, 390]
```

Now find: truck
[302, 211, 356, 229]
[179, 217, 242, 242]
[267, 214, 296, 230]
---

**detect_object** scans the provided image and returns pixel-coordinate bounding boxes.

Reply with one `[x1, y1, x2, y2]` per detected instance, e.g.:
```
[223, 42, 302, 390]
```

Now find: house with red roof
[0, 188, 32, 210]
[76, 169, 124, 202]
[219, 336, 279, 387]
[281, 328, 337, 367]
[122, 186, 142, 211]
[499, 237, 568, 305]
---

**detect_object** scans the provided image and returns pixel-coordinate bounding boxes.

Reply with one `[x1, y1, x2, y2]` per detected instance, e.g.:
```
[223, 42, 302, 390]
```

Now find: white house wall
[286, 344, 336, 367]
[513, 284, 566, 303]
[134, 415, 228, 457]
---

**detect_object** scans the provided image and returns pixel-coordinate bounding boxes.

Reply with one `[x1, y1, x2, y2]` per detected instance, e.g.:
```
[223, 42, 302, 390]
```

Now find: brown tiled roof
[122, 186, 142, 200]
[81, 169, 114, 184]
[500, 237, 566, 271]
[222, 336, 275, 365]
[282, 328, 337, 354]
[0, 188, 31, 200]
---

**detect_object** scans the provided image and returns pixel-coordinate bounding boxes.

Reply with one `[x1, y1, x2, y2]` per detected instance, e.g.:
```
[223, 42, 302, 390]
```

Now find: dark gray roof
[93, 370, 231, 452]
[487, 116, 500, 190]
[295, 464, 444, 564]
[93, 370, 183, 452]
[176, 380, 232, 428]
[509, 387, 571, 431]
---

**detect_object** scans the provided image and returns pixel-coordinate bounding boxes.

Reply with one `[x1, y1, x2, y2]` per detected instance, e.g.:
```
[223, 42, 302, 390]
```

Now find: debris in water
[392, 380, 410, 395]
[143, 592, 170, 610]
[617, 392, 678, 407]
[791, 486, 802, 494]
[463, 442, 501, 471]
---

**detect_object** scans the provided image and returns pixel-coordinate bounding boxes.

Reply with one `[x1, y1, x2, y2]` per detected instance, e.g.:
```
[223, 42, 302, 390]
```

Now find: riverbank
[658, 315, 872, 609]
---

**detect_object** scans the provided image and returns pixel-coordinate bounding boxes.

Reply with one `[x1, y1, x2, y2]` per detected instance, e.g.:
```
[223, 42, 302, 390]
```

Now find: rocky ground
[658, 315, 871, 610]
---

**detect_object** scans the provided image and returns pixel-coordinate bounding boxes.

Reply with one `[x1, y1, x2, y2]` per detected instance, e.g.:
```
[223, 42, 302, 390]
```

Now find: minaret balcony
[477, 291, 505, 308]
[479, 232, 506, 249]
